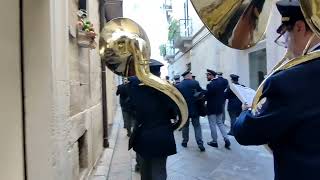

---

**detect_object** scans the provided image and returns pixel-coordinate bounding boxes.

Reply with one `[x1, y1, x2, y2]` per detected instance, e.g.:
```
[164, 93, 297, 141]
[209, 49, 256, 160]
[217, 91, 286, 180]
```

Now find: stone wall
[67, 0, 106, 179]
[24, 0, 118, 180]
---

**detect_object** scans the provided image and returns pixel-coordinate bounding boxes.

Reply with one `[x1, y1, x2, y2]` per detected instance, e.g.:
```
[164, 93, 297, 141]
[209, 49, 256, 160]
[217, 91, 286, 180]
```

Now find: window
[79, 0, 87, 10]
[186, 63, 191, 71]
[78, 131, 88, 174]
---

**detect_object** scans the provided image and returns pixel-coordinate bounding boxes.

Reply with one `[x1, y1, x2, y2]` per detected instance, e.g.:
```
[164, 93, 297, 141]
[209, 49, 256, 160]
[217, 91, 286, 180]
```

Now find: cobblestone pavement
[108, 116, 274, 180]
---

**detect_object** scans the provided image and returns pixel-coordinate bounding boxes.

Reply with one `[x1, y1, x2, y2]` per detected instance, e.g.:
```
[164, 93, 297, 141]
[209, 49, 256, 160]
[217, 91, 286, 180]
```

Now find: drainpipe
[20, 0, 28, 178]
[101, 60, 109, 148]
[99, 0, 109, 148]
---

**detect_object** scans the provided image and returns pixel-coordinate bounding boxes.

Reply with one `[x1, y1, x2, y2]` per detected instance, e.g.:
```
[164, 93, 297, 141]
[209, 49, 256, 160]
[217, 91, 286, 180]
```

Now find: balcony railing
[160, 41, 177, 63]
[163, 0, 172, 9]
[163, 0, 172, 22]
[178, 18, 193, 37]
[173, 18, 193, 52]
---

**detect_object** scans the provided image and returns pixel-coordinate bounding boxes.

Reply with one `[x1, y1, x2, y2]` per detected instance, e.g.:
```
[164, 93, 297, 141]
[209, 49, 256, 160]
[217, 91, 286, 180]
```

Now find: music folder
[229, 83, 256, 106]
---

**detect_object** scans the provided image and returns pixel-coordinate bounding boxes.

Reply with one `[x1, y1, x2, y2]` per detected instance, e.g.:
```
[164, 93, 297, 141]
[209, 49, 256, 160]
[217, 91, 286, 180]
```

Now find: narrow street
[108, 116, 274, 180]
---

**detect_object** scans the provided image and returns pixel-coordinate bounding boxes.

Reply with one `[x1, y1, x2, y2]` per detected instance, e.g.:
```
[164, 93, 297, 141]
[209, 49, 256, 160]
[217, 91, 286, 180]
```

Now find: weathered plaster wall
[0, 1, 24, 179]
[24, 0, 117, 179]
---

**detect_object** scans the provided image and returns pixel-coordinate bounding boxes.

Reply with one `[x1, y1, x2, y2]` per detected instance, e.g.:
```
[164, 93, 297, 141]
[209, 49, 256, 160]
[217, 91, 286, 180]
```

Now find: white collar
[210, 77, 218, 81]
[308, 42, 320, 53]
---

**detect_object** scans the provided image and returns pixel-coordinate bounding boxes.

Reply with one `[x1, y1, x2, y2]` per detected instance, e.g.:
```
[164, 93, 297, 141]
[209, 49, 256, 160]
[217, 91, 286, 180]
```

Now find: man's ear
[295, 20, 307, 34]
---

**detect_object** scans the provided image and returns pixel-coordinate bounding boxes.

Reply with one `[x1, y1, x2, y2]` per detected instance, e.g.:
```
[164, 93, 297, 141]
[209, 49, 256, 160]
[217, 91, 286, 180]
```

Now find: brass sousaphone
[190, 0, 320, 111]
[99, 18, 188, 130]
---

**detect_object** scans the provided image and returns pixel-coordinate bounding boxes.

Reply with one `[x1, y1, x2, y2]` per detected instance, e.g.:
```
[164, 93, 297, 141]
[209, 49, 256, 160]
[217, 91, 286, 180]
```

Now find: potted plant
[76, 9, 97, 49]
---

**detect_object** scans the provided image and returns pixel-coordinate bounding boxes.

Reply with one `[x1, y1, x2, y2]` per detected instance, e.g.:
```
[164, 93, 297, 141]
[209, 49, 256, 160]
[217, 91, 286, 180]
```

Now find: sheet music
[229, 83, 256, 106]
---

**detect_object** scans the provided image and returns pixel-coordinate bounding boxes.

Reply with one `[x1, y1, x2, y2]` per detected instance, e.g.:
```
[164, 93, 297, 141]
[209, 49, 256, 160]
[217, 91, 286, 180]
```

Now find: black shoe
[207, 141, 218, 148]
[181, 142, 187, 148]
[199, 145, 206, 152]
[225, 139, 231, 150]
[135, 164, 140, 172]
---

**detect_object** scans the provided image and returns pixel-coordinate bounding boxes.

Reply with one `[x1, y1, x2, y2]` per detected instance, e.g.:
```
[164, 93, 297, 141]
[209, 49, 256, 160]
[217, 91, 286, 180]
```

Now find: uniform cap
[230, 74, 239, 81]
[149, 59, 163, 74]
[181, 70, 191, 77]
[276, 0, 304, 33]
[174, 75, 180, 80]
[206, 69, 217, 76]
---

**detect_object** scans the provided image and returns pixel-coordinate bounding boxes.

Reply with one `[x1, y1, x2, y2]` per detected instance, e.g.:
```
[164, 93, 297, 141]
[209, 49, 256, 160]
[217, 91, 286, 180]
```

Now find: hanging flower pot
[76, 10, 97, 50]
[77, 30, 96, 49]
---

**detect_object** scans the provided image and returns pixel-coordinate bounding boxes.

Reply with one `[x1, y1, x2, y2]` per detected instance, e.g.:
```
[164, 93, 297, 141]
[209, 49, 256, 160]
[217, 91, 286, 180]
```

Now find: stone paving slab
[106, 115, 274, 180]
[89, 108, 122, 180]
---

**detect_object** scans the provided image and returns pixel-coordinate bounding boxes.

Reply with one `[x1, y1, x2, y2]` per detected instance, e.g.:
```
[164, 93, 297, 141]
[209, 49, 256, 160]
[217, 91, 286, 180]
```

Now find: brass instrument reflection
[99, 18, 188, 130]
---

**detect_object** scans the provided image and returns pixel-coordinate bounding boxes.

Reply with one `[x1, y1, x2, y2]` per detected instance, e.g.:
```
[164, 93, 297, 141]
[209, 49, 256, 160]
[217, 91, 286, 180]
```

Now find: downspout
[99, 0, 109, 148]
[20, 0, 28, 178]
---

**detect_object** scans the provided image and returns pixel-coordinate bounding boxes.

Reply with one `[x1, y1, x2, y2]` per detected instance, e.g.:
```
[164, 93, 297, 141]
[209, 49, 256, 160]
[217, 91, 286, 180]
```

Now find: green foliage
[159, 44, 166, 57]
[168, 19, 180, 41]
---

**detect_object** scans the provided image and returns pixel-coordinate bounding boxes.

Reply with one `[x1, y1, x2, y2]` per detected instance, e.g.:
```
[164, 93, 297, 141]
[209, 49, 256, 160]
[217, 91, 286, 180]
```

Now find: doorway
[249, 49, 267, 89]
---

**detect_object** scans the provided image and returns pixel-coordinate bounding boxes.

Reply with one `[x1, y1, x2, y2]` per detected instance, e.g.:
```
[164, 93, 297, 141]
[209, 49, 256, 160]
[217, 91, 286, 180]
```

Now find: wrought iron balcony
[163, 0, 172, 10]
[163, 0, 172, 22]
[160, 41, 177, 64]
[173, 18, 193, 52]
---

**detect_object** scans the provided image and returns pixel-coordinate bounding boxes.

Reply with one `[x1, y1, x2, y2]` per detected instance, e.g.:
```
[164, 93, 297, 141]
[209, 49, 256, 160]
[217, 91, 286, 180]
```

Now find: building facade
[1, 0, 122, 180]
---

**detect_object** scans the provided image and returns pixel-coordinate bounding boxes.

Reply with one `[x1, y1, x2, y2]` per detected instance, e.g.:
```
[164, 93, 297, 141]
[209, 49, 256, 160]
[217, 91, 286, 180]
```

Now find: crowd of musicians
[115, 1, 320, 180]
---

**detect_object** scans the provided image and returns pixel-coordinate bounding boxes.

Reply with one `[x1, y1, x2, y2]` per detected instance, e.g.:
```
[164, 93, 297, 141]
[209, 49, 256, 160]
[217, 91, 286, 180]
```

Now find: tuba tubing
[99, 18, 188, 130]
[130, 40, 189, 130]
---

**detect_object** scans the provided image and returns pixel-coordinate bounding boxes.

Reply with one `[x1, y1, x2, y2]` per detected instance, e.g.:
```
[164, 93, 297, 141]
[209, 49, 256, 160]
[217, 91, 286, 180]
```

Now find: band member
[116, 78, 135, 137]
[176, 71, 206, 152]
[233, 1, 320, 179]
[205, 69, 230, 149]
[224, 74, 242, 135]
[217, 72, 229, 124]
[173, 75, 181, 86]
[128, 59, 178, 180]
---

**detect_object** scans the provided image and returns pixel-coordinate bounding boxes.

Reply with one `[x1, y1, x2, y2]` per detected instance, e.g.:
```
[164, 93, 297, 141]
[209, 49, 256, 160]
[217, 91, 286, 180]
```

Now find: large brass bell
[99, 18, 188, 130]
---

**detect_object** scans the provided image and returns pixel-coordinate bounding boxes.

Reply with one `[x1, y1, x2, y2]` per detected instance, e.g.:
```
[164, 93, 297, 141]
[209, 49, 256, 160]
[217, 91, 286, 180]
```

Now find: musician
[205, 69, 231, 149]
[128, 59, 178, 180]
[233, 1, 320, 179]
[224, 74, 242, 136]
[176, 70, 206, 152]
[173, 75, 181, 86]
[116, 78, 135, 137]
[217, 72, 229, 124]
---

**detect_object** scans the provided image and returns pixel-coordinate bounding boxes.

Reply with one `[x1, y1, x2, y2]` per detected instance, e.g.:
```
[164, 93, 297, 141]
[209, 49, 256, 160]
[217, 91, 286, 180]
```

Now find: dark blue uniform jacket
[128, 77, 177, 158]
[219, 76, 229, 90]
[233, 57, 320, 180]
[116, 83, 133, 112]
[224, 83, 243, 113]
[176, 79, 203, 118]
[206, 78, 227, 115]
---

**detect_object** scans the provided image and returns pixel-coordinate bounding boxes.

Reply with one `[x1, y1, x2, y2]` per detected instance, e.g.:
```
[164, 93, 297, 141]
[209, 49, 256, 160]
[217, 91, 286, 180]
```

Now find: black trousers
[140, 155, 168, 180]
[228, 110, 241, 133]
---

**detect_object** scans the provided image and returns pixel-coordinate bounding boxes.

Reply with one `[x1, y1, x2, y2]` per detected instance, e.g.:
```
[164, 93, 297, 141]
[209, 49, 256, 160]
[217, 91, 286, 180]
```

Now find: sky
[123, 0, 170, 77]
